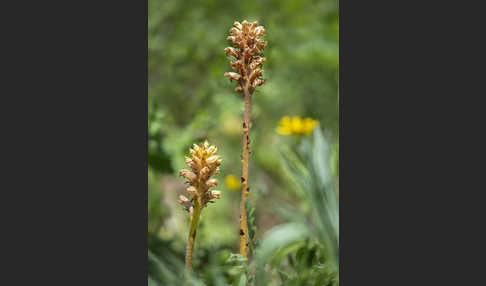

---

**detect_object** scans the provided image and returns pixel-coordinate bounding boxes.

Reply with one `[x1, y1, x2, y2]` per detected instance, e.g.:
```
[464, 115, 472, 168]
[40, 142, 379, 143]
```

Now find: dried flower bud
[242, 20, 249, 33]
[233, 21, 242, 30]
[252, 78, 266, 88]
[192, 156, 202, 168]
[180, 169, 197, 184]
[207, 145, 217, 155]
[230, 60, 241, 70]
[185, 156, 197, 171]
[186, 186, 198, 197]
[255, 40, 267, 51]
[249, 68, 263, 82]
[178, 195, 194, 213]
[206, 178, 218, 188]
[178, 194, 189, 203]
[227, 36, 237, 44]
[249, 56, 265, 70]
[224, 47, 238, 58]
[206, 155, 220, 165]
[224, 72, 241, 82]
[229, 27, 240, 36]
[210, 190, 221, 199]
[185, 156, 193, 166]
[200, 166, 210, 180]
[254, 26, 265, 37]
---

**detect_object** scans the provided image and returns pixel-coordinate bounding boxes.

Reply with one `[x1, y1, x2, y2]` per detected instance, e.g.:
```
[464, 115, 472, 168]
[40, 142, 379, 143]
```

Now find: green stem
[185, 201, 202, 271]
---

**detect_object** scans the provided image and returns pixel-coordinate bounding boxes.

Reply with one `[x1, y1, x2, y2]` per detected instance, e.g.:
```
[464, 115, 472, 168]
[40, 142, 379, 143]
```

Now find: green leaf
[237, 273, 247, 286]
[255, 223, 311, 286]
[278, 269, 291, 282]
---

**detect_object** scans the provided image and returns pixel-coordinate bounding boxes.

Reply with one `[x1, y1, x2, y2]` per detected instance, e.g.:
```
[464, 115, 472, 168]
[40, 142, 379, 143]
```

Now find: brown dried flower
[178, 140, 222, 213]
[224, 20, 267, 93]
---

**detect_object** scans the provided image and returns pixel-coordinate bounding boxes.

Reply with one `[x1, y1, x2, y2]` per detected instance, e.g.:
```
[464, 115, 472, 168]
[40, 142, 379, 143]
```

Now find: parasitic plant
[178, 140, 222, 271]
[224, 20, 267, 259]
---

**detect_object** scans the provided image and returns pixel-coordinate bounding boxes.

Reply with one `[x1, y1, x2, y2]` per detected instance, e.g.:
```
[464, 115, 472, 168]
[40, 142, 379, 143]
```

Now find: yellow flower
[302, 117, 318, 133]
[225, 174, 241, 190]
[276, 116, 319, 135]
[276, 116, 292, 135]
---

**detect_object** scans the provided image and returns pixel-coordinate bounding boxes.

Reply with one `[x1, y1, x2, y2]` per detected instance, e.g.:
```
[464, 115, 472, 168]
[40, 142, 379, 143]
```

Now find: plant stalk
[185, 200, 202, 271]
[239, 84, 252, 259]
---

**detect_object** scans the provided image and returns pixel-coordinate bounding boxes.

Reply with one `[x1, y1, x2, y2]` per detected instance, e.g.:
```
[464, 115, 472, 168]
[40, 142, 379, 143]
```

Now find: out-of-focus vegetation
[148, 0, 338, 285]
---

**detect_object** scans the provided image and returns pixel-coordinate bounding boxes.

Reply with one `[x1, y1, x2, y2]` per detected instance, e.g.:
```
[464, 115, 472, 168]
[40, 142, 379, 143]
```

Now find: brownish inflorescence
[178, 140, 222, 217]
[224, 20, 267, 93]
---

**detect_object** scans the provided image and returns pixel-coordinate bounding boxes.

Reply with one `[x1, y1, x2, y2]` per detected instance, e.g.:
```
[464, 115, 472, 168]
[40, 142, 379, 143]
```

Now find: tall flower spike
[223, 20, 268, 261]
[179, 140, 222, 272]
[224, 20, 267, 94]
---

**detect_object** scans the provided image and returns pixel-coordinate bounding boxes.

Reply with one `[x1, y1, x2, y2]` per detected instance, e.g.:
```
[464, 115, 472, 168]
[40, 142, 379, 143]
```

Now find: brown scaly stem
[239, 84, 251, 259]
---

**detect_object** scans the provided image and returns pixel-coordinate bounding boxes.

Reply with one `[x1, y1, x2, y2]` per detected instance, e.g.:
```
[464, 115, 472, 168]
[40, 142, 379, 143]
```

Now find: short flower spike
[179, 140, 222, 271]
[179, 140, 222, 212]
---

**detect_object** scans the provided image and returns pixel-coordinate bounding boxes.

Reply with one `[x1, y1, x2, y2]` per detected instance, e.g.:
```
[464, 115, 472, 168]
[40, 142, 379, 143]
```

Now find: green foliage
[251, 128, 339, 285]
[281, 128, 339, 269]
[148, 233, 184, 285]
[148, 103, 173, 173]
[148, 168, 169, 233]
[246, 200, 258, 255]
[226, 253, 249, 284]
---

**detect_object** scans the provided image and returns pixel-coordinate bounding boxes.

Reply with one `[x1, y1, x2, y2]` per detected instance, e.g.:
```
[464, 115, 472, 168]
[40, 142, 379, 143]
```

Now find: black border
[3, 0, 149, 284]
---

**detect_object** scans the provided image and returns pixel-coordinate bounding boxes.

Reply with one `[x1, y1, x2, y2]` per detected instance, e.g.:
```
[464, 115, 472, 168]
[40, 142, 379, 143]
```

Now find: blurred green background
[148, 0, 338, 285]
